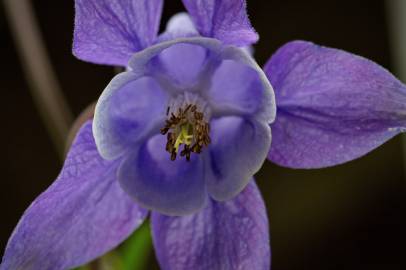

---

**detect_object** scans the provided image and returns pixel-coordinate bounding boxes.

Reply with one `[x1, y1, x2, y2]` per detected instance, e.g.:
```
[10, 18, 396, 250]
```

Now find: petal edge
[182, 0, 258, 46]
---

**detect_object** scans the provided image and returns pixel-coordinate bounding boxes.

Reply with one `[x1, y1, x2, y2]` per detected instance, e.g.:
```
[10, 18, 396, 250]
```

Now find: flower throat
[160, 94, 211, 161]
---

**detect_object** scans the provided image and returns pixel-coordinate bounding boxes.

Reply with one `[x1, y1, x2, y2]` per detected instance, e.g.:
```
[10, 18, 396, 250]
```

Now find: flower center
[160, 94, 211, 161]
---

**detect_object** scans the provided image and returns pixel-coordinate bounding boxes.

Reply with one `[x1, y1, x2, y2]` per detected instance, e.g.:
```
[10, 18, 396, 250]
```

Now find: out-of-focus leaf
[73, 251, 123, 270]
[73, 220, 152, 270]
[120, 221, 152, 270]
[99, 252, 124, 270]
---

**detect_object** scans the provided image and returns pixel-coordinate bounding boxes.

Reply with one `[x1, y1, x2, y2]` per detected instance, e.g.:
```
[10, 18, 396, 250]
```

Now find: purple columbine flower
[2, 0, 406, 269]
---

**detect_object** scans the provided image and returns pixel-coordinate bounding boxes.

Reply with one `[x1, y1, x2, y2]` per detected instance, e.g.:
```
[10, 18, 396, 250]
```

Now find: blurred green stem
[3, 0, 73, 158]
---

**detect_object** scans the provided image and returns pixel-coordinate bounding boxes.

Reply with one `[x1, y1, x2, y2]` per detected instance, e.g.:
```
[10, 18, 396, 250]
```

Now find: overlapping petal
[182, 0, 258, 46]
[208, 58, 273, 122]
[158, 12, 199, 42]
[93, 72, 168, 160]
[166, 13, 198, 35]
[0, 121, 148, 270]
[118, 134, 207, 216]
[73, 0, 163, 66]
[206, 117, 271, 201]
[127, 37, 275, 122]
[151, 42, 210, 89]
[128, 37, 223, 79]
[152, 180, 270, 270]
[265, 41, 406, 168]
[128, 37, 223, 95]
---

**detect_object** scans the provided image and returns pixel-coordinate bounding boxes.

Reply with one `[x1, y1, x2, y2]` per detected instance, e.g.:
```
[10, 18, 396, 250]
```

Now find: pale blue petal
[118, 134, 207, 216]
[93, 72, 168, 160]
[157, 12, 199, 42]
[206, 117, 271, 201]
[207, 58, 272, 122]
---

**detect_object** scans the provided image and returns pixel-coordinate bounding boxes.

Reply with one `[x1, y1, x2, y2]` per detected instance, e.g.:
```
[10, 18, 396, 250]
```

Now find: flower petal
[94, 72, 168, 160]
[206, 116, 271, 201]
[118, 134, 207, 216]
[151, 42, 210, 89]
[158, 12, 199, 42]
[208, 58, 274, 122]
[265, 40, 406, 168]
[166, 13, 198, 35]
[0, 121, 148, 270]
[128, 37, 224, 94]
[181, 0, 258, 46]
[73, 0, 163, 66]
[127, 37, 275, 122]
[151, 180, 270, 270]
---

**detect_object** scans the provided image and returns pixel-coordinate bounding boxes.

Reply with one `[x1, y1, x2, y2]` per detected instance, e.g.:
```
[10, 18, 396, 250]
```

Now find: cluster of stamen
[160, 103, 210, 161]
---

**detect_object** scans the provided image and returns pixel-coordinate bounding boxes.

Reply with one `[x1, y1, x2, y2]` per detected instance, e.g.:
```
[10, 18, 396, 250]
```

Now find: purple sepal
[0, 121, 148, 270]
[152, 180, 270, 270]
[182, 0, 258, 46]
[265, 40, 406, 168]
[73, 0, 163, 66]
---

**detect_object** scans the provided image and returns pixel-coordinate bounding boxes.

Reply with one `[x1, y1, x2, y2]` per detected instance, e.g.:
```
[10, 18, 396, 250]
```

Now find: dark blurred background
[0, 0, 405, 269]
